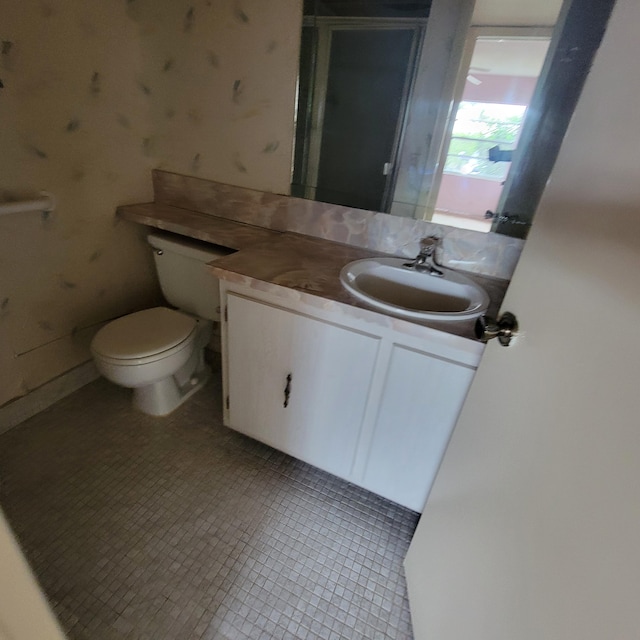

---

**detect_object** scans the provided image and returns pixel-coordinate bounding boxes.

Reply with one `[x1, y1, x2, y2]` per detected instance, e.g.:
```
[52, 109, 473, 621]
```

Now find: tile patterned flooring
[0, 364, 418, 639]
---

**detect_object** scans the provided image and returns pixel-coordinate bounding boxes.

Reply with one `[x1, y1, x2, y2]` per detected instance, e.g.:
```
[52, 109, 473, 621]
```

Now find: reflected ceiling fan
[467, 65, 490, 85]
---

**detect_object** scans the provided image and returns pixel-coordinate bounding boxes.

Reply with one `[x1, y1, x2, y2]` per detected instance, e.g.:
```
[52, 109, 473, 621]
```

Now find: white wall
[0, 511, 66, 639]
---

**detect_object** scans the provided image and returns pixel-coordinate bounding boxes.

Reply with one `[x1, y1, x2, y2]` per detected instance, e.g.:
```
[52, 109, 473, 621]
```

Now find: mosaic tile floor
[0, 363, 418, 639]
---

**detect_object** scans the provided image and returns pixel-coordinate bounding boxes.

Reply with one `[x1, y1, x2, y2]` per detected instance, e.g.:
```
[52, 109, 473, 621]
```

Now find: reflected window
[444, 102, 527, 181]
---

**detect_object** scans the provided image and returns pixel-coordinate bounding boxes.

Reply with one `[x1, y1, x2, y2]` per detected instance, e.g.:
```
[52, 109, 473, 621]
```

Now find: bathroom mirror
[291, 0, 616, 238]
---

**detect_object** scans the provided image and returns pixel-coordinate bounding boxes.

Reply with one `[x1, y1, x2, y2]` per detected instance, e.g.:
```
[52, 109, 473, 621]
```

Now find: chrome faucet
[404, 236, 444, 276]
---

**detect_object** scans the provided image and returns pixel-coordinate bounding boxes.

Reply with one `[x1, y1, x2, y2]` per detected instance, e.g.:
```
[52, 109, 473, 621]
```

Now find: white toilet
[91, 232, 231, 416]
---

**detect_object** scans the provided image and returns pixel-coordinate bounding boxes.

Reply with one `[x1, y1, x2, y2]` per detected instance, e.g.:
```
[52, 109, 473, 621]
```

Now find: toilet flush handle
[155, 249, 164, 255]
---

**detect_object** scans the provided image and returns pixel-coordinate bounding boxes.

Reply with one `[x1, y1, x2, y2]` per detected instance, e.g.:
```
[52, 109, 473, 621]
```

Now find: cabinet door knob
[283, 373, 292, 408]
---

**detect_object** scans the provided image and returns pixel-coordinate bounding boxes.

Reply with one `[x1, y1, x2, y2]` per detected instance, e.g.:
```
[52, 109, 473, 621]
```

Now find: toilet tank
[147, 232, 234, 321]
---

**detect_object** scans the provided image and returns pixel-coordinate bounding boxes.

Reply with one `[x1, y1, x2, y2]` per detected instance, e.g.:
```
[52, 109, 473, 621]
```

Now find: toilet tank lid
[92, 307, 196, 360]
[147, 232, 234, 262]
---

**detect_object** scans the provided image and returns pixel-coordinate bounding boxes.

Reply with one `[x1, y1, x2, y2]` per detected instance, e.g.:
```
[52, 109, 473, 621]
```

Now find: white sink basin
[340, 257, 489, 323]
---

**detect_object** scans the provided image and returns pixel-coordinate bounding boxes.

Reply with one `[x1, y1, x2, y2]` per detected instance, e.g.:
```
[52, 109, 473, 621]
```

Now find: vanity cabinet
[221, 282, 483, 512]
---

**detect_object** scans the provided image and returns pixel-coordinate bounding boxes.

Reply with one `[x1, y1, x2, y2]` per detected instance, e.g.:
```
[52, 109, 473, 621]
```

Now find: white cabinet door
[226, 293, 380, 479]
[362, 344, 476, 512]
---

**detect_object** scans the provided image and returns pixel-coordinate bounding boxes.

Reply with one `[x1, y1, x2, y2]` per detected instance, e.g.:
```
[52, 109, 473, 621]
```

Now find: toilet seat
[92, 307, 197, 365]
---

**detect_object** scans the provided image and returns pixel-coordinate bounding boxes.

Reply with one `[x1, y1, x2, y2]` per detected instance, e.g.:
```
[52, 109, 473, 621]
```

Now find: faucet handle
[417, 235, 443, 270]
[420, 235, 440, 249]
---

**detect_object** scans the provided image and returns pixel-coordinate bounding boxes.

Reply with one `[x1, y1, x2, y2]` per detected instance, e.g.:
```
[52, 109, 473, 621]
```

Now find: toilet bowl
[90, 232, 232, 416]
[91, 307, 212, 416]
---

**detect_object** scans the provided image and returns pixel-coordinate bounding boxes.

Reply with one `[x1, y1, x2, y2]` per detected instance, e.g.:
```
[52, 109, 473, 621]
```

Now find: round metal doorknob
[475, 311, 518, 346]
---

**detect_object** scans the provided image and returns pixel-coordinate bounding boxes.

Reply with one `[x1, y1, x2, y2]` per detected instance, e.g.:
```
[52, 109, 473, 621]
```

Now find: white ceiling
[470, 38, 551, 77]
[472, 0, 562, 27]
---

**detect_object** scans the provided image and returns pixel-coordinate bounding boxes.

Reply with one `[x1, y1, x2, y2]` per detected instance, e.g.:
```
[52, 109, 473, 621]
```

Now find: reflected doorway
[431, 30, 551, 232]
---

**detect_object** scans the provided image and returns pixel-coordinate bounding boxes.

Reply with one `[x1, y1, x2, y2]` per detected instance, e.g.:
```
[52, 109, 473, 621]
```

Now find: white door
[404, 0, 640, 637]
[0, 509, 67, 639]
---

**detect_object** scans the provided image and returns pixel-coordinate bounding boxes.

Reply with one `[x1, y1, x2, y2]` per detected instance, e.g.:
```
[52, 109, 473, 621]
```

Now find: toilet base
[131, 333, 212, 416]
[133, 365, 211, 416]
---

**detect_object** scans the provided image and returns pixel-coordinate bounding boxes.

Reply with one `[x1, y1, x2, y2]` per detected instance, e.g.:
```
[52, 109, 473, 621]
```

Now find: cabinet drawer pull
[283, 373, 292, 408]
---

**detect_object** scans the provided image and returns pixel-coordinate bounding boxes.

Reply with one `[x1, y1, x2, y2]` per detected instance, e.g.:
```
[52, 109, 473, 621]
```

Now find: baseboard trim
[0, 361, 100, 435]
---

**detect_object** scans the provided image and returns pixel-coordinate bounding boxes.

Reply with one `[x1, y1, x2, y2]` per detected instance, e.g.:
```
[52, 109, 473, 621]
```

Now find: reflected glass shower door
[293, 22, 421, 213]
[314, 28, 416, 212]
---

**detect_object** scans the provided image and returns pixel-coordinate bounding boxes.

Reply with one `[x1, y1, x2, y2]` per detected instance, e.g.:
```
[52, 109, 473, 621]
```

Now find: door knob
[475, 312, 518, 346]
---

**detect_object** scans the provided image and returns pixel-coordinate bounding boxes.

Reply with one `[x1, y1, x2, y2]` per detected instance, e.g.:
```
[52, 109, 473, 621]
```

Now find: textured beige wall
[0, 0, 301, 407]
[130, 0, 301, 194]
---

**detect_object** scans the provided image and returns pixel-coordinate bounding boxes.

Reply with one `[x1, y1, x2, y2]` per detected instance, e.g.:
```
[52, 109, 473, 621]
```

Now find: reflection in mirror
[292, 1, 431, 212]
[292, 0, 617, 239]
[430, 30, 552, 233]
